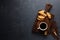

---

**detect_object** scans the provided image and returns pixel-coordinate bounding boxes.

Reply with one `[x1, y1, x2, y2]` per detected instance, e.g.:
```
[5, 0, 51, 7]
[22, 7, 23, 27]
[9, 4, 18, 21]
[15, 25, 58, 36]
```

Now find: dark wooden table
[1, 0, 60, 40]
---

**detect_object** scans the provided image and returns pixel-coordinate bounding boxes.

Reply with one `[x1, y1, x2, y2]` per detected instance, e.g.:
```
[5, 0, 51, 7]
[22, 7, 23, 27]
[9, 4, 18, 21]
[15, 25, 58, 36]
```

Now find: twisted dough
[37, 10, 51, 21]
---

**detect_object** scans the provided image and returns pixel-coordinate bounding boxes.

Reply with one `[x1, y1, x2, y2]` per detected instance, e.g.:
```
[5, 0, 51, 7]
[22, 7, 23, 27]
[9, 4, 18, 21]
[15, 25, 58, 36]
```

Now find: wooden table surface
[1, 0, 60, 40]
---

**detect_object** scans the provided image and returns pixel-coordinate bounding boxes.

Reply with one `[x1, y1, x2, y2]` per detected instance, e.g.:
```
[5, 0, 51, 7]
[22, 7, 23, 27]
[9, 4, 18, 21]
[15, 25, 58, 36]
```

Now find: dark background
[1, 0, 60, 40]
